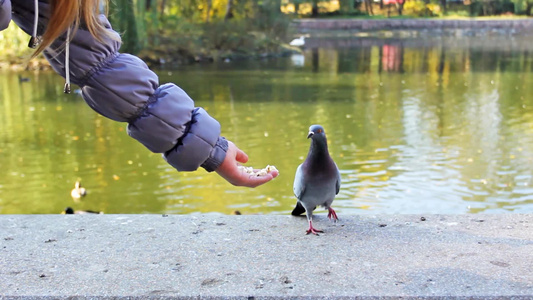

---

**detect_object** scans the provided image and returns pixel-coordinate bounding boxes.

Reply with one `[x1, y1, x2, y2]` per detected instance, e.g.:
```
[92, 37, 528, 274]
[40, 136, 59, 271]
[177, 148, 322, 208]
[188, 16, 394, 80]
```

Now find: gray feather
[335, 163, 341, 195]
[293, 164, 305, 200]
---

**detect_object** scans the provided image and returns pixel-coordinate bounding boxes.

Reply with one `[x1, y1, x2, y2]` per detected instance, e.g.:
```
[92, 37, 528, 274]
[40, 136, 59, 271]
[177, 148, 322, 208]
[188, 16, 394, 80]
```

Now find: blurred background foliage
[1, 0, 532, 66]
[107, 0, 292, 62]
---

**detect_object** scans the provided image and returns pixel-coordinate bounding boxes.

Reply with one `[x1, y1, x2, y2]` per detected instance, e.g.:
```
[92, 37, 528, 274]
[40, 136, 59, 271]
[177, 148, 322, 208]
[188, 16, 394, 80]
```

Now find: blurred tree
[365, 0, 375, 15]
[108, 0, 142, 54]
[225, 0, 235, 20]
[395, 0, 406, 15]
[441, 0, 448, 14]
[312, 0, 319, 16]
[339, 0, 357, 13]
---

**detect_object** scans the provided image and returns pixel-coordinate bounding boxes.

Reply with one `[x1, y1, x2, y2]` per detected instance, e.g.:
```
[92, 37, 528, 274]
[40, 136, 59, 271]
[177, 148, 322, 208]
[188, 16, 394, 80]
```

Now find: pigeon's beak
[307, 131, 314, 139]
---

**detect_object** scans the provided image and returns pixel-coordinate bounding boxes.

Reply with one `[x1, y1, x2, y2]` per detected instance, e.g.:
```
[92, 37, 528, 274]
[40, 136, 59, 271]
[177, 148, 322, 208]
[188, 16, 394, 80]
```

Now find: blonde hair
[32, 0, 109, 58]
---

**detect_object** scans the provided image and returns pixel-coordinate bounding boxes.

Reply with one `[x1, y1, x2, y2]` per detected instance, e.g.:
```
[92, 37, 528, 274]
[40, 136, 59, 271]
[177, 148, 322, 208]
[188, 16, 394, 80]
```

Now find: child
[0, 0, 278, 188]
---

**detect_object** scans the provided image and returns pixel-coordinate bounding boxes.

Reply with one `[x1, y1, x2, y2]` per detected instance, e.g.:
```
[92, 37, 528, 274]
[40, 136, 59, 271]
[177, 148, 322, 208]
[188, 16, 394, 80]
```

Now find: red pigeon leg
[306, 220, 324, 235]
[327, 207, 338, 222]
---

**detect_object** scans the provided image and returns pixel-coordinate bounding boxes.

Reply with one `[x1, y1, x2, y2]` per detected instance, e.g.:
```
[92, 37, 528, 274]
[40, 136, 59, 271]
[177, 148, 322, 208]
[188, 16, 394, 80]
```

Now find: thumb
[235, 148, 249, 164]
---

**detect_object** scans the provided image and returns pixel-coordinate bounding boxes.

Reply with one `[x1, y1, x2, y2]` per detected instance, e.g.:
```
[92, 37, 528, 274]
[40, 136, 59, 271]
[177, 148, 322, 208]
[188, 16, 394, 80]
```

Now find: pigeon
[292, 124, 341, 235]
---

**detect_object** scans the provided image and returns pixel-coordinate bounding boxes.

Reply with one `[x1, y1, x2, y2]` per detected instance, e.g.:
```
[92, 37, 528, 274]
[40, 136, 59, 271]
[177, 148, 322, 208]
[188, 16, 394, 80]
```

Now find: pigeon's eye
[317, 129, 322, 133]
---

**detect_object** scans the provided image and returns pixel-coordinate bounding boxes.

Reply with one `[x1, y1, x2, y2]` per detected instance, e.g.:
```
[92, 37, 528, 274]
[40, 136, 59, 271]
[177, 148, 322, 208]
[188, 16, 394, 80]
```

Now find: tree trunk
[400, 5, 403, 15]
[339, 0, 356, 13]
[224, 0, 234, 21]
[274, 0, 282, 14]
[312, 0, 319, 17]
[109, 0, 139, 54]
[440, 0, 448, 14]
[149, 0, 159, 46]
[136, 0, 146, 49]
[206, 0, 212, 23]
[159, 0, 166, 22]
[366, 0, 374, 15]
[395, 1, 404, 15]
[312, 48, 319, 72]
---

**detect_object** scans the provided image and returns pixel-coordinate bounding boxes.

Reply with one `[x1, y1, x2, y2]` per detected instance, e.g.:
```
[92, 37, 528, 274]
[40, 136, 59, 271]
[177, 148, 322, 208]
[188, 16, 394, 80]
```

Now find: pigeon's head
[307, 124, 326, 140]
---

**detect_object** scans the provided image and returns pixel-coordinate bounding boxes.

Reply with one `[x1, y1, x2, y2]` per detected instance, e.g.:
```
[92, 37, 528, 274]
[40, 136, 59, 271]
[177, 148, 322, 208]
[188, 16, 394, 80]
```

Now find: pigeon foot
[306, 221, 323, 235]
[306, 228, 324, 235]
[327, 207, 339, 222]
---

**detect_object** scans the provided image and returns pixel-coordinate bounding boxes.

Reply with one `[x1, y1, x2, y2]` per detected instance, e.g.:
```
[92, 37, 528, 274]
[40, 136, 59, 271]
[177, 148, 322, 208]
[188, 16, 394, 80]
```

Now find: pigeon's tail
[292, 202, 316, 216]
[291, 202, 306, 216]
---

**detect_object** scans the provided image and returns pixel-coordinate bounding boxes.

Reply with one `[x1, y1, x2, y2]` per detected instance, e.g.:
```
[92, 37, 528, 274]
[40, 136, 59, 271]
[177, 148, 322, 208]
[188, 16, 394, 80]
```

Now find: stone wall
[293, 18, 533, 33]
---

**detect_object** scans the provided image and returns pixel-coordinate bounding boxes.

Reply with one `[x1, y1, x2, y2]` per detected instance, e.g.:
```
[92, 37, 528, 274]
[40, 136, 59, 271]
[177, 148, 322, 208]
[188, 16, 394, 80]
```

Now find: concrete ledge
[1, 214, 532, 299]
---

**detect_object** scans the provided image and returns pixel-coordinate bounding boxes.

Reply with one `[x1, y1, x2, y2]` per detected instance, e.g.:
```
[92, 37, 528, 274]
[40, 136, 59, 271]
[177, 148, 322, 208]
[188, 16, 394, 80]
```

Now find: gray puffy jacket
[0, 0, 228, 172]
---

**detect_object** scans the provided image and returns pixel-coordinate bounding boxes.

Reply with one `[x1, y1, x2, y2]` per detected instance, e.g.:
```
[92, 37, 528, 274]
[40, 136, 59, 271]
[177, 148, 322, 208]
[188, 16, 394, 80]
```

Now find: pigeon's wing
[335, 163, 341, 195]
[292, 164, 307, 216]
[293, 164, 306, 200]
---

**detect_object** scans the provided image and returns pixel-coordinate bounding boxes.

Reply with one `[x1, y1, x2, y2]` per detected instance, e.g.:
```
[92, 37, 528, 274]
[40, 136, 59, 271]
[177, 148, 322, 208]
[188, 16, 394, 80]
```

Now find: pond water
[1, 35, 532, 215]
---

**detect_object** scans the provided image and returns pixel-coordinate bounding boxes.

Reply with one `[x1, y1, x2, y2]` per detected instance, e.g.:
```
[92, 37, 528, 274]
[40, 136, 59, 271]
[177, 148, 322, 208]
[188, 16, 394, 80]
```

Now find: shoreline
[3, 18, 533, 71]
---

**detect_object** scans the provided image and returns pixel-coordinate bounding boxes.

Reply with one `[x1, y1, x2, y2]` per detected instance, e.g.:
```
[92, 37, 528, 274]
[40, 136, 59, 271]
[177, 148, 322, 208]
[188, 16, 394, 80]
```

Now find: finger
[257, 170, 279, 179]
[243, 174, 274, 188]
[267, 170, 279, 178]
[249, 169, 279, 178]
[239, 170, 279, 187]
[235, 149, 249, 164]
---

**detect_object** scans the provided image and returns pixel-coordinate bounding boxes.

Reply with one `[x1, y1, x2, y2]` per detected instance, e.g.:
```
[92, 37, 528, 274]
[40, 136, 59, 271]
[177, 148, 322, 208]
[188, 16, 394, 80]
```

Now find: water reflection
[1, 35, 532, 214]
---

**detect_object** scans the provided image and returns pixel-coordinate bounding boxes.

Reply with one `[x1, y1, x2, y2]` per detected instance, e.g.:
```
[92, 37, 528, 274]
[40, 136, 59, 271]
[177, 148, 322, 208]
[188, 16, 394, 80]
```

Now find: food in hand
[238, 165, 278, 177]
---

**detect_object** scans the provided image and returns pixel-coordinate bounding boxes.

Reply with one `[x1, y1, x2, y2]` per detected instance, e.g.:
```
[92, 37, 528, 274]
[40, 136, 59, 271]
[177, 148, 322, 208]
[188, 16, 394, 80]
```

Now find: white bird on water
[71, 181, 87, 200]
[289, 36, 306, 47]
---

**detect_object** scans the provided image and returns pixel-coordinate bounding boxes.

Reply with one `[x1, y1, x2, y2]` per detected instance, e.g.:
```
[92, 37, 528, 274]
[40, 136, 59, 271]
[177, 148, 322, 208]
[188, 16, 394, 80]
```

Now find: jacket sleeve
[11, 1, 227, 172]
[70, 19, 228, 172]
[0, 0, 11, 31]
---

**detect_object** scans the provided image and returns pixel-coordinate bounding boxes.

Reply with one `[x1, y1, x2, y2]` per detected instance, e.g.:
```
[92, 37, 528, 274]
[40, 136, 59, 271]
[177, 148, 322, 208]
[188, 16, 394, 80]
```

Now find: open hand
[215, 140, 279, 187]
